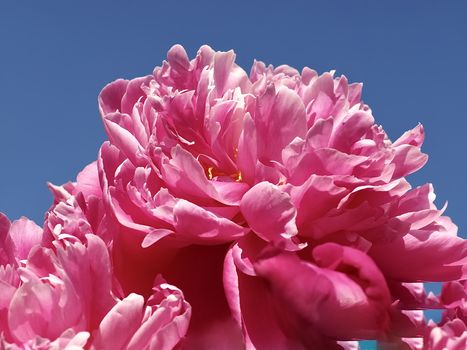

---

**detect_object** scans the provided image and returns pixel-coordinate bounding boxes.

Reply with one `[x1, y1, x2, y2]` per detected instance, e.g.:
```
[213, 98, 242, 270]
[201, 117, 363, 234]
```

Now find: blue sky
[0, 1, 465, 348]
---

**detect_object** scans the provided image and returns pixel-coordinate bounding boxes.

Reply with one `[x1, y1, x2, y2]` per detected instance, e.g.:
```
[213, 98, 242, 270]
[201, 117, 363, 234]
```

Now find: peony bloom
[94, 44, 467, 348]
[0, 213, 191, 349]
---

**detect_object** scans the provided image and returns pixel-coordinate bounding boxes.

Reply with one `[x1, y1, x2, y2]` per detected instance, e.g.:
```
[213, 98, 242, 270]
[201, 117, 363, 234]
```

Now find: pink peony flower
[0, 213, 191, 349]
[95, 44, 466, 348]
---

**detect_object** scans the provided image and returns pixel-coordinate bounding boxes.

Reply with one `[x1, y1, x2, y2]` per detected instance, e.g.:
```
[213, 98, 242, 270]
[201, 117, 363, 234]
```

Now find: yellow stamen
[207, 167, 214, 180]
[207, 166, 243, 183]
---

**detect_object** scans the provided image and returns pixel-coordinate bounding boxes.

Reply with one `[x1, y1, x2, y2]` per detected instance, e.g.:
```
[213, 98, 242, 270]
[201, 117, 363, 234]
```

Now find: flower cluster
[1, 45, 465, 349]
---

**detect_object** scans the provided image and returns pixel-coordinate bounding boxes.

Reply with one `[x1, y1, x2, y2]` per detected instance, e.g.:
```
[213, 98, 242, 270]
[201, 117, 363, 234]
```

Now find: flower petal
[241, 182, 302, 250]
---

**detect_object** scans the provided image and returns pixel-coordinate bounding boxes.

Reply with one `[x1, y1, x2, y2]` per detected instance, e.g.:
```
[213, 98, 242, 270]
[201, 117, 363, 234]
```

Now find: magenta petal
[223, 246, 243, 327]
[254, 246, 391, 340]
[304, 117, 333, 149]
[224, 246, 297, 349]
[289, 175, 347, 233]
[8, 217, 42, 261]
[213, 49, 249, 96]
[51, 330, 90, 349]
[370, 227, 467, 281]
[120, 76, 151, 116]
[312, 243, 391, 303]
[8, 282, 60, 343]
[99, 79, 129, 116]
[393, 124, 425, 148]
[236, 113, 257, 184]
[103, 112, 144, 165]
[214, 50, 236, 95]
[173, 200, 246, 244]
[303, 72, 334, 105]
[75, 161, 102, 199]
[391, 144, 428, 180]
[256, 86, 307, 162]
[54, 235, 115, 330]
[126, 282, 191, 350]
[161, 145, 217, 203]
[166, 44, 191, 77]
[241, 182, 302, 250]
[210, 180, 250, 206]
[330, 110, 375, 152]
[96, 293, 145, 350]
[141, 229, 174, 248]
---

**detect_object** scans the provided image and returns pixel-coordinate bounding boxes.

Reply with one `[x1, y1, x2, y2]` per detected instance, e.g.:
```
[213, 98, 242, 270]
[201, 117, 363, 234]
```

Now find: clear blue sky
[2, 1, 466, 228]
[0, 2, 465, 348]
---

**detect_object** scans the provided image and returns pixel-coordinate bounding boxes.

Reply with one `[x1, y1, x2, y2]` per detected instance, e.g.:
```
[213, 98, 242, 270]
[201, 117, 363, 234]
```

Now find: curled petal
[174, 200, 246, 244]
[241, 182, 302, 250]
[369, 227, 467, 282]
[254, 245, 391, 340]
[8, 217, 42, 261]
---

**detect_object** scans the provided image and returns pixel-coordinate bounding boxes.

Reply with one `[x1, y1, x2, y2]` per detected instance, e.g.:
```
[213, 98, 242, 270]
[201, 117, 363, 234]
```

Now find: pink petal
[254, 245, 391, 340]
[99, 79, 129, 116]
[241, 182, 302, 250]
[103, 112, 144, 166]
[167, 45, 190, 73]
[369, 227, 467, 281]
[53, 235, 115, 330]
[8, 217, 42, 261]
[329, 110, 375, 152]
[173, 200, 246, 244]
[126, 282, 191, 350]
[224, 246, 295, 349]
[393, 124, 425, 148]
[256, 85, 307, 162]
[96, 293, 145, 350]
[75, 161, 102, 199]
[141, 229, 174, 248]
[161, 146, 217, 203]
[391, 144, 428, 180]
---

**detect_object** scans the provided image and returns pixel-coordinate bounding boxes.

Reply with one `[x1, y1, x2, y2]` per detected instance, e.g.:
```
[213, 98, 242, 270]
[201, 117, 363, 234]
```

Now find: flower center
[207, 166, 243, 182]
